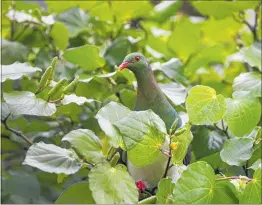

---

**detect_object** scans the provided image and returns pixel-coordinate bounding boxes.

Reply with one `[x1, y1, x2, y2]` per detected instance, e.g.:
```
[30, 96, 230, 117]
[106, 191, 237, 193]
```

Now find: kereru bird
[119, 53, 190, 189]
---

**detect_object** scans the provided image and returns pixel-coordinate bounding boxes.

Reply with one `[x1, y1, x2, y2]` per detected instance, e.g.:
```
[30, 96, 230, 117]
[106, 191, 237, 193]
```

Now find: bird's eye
[135, 56, 140, 61]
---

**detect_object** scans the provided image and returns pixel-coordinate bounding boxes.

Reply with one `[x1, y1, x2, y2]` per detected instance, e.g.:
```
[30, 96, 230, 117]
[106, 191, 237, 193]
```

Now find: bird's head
[118, 53, 148, 73]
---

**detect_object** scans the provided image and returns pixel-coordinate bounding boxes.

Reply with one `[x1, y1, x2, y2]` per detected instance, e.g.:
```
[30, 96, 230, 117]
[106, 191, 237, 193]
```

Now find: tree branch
[1, 114, 33, 145]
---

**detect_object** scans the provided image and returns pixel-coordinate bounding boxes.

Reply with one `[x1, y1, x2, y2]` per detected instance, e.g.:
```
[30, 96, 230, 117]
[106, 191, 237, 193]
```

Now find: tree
[1, 0, 261, 204]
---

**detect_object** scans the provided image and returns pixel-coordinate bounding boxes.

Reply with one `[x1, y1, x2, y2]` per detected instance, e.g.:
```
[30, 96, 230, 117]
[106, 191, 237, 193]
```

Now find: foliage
[1, 0, 261, 204]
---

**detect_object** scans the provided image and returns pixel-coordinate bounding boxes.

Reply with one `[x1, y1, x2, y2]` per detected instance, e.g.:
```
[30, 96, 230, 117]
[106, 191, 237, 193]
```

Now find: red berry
[136, 180, 147, 193]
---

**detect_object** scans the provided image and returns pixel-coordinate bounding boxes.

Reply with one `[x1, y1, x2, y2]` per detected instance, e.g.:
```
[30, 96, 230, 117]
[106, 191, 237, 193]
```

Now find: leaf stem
[1, 114, 33, 145]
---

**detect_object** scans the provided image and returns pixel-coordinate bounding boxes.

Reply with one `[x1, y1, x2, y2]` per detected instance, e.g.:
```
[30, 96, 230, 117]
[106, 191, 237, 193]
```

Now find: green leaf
[173, 161, 215, 204]
[23, 142, 81, 175]
[159, 83, 187, 106]
[3, 91, 56, 117]
[47, 1, 97, 13]
[156, 178, 175, 204]
[184, 45, 225, 75]
[248, 159, 261, 171]
[63, 45, 105, 71]
[96, 102, 131, 148]
[55, 182, 95, 204]
[2, 39, 29, 65]
[192, 1, 259, 19]
[239, 168, 262, 204]
[62, 129, 105, 164]
[88, 162, 138, 204]
[2, 171, 40, 199]
[2, 62, 41, 82]
[220, 137, 254, 166]
[151, 1, 182, 23]
[56, 7, 89, 38]
[50, 22, 69, 50]
[185, 85, 227, 125]
[115, 110, 167, 166]
[168, 17, 201, 61]
[89, 1, 152, 24]
[115, 110, 166, 150]
[192, 126, 227, 159]
[241, 41, 261, 71]
[233, 72, 261, 98]
[160, 58, 188, 85]
[211, 181, 239, 204]
[104, 37, 131, 66]
[224, 97, 261, 137]
[171, 124, 193, 165]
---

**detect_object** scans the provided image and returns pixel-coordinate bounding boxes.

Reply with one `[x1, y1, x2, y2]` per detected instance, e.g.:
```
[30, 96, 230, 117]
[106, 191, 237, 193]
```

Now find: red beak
[119, 62, 129, 71]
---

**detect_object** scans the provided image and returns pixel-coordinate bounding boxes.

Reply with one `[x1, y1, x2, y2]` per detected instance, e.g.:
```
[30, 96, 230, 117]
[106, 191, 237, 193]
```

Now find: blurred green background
[1, 0, 261, 203]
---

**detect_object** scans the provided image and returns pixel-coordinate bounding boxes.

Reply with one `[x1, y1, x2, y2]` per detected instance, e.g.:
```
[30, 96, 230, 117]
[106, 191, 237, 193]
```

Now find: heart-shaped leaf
[224, 97, 261, 137]
[186, 85, 227, 125]
[220, 137, 254, 166]
[88, 162, 138, 204]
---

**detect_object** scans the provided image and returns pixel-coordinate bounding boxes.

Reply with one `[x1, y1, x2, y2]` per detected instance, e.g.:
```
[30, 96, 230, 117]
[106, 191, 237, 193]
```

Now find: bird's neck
[134, 66, 163, 102]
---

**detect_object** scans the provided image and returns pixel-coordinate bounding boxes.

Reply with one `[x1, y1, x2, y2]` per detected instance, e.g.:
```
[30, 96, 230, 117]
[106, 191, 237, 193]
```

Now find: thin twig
[1, 114, 33, 145]
[216, 176, 252, 182]
[214, 122, 230, 139]
[162, 135, 172, 178]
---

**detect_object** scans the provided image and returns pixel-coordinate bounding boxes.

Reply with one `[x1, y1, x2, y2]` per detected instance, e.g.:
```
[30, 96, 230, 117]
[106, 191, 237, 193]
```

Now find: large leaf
[239, 168, 262, 204]
[173, 161, 215, 204]
[185, 85, 227, 125]
[184, 45, 225, 75]
[220, 137, 254, 166]
[192, 126, 227, 159]
[211, 181, 239, 204]
[55, 182, 95, 204]
[3, 91, 56, 117]
[63, 45, 105, 71]
[88, 162, 138, 204]
[171, 124, 193, 165]
[47, 1, 97, 13]
[2, 171, 40, 199]
[62, 129, 104, 164]
[159, 82, 187, 106]
[96, 102, 131, 147]
[115, 109, 166, 148]
[50, 22, 69, 50]
[2, 62, 41, 82]
[224, 97, 261, 137]
[168, 17, 201, 61]
[104, 37, 131, 66]
[192, 1, 259, 19]
[160, 58, 188, 85]
[56, 7, 89, 38]
[151, 1, 182, 23]
[233, 72, 261, 98]
[241, 41, 261, 71]
[156, 178, 175, 204]
[1, 39, 29, 65]
[23, 142, 82, 175]
[116, 110, 167, 166]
